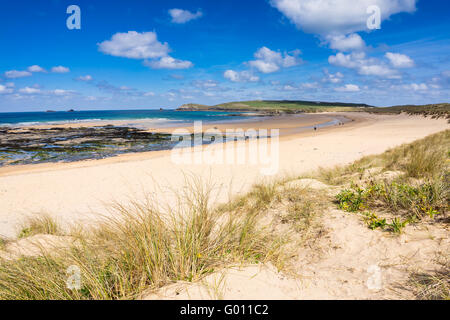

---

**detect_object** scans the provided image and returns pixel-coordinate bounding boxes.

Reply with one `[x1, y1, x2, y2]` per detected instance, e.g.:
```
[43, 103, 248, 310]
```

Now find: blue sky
[0, 0, 449, 111]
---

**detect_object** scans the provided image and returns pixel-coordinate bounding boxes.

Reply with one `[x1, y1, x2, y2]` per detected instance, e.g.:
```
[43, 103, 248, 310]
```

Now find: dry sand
[144, 203, 449, 300]
[0, 112, 448, 239]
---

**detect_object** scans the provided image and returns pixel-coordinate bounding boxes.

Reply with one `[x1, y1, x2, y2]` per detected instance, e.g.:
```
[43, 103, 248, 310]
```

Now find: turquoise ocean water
[0, 109, 252, 127]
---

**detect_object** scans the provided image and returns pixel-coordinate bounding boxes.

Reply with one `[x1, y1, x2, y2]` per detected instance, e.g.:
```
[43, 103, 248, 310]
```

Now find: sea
[0, 109, 254, 127]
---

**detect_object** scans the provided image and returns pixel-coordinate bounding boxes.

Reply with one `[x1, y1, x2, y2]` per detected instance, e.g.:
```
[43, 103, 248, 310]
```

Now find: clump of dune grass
[314, 130, 449, 185]
[381, 130, 449, 179]
[247, 181, 281, 209]
[281, 185, 329, 233]
[0, 178, 289, 300]
[329, 130, 449, 232]
[408, 257, 449, 300]
[18, 214, 62, 239]
[0, 237, 8, 251]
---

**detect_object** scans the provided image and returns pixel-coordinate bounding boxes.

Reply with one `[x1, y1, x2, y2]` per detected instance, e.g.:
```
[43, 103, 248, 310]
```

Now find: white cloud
[283, 84, 297, 90]
[143, 91, 155, 97]
[28, 65, 47, 73]
[322, 69, 344, 83]
[19, 87, 41, 94]
[223, 70, 240, 82]
[301, 82, 320, 89]
[144, 56, 193, 69]
[249, 47, 302, 73]
[192, 80, 219, 89]
[270, 0, 416, 35]
[169, 9, 203, 24]
[335, 84, 360, 92]
[76, 75, 93, 81]
[51, 66, 70, 73]
[99, 31, 193, 70]
[4, 70, 32, 79]
[329, 52, 365, 69]
[327, 33, 366, 52]
[0, 85, 14, 94]
[52, 89, 75, 96]
[385, 52, 414, 68]
[98, 31, 169, 59]
[403, 83, 428, 91]
[358, 64, 399, 78]
[223, 70, 260, 82]
[329, 52, 400, 78]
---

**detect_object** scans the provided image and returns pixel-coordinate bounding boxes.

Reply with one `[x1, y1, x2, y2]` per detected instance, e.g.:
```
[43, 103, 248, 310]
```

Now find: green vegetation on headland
[177, 100, 371, 113]
[177, 100, 450, 119]
[0, 130, 447, 300]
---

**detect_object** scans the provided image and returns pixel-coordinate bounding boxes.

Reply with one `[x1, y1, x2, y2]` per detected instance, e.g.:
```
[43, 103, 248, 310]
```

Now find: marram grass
[0, 179, 287, 300]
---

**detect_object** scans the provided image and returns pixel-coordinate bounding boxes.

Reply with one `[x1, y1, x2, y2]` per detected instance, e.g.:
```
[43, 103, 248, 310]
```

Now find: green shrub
[336, 185, 367, 212]
[336, 177, 447, 233]
[362, 212, 387, 230]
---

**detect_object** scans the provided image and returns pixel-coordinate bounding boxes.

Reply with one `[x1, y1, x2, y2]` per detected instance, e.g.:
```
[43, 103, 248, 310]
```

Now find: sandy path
[0, 113, 448, 238]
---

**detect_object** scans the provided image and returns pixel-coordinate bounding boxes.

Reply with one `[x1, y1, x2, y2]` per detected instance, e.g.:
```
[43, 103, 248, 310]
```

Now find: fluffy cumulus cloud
[358, 65, 399, 78]
[223, 70, 259, 82]
[270, 0, 418, 85]
[223, 47, 301, 83]
[335, 84, 360, 92]
[249, 47, 302, 73]
[385, 52, 415, 68]
[144, 56, 193, 70]
[169, 9, 203, 24]
[27, 65, 46, 73]
[322, 69, 344, 83]
[98, 31, 169, 59]
[329, 52, 400, 78]
[4, 70, 32, 79]
[19, 86, 41, 94]
[327, 33, 366, 52]
[270, 0, 417, 35]
[98, 31, 193, 70]
[0, 83, 14, 94]
[51, 66, 70, 73]
[329, 52, 366, 69]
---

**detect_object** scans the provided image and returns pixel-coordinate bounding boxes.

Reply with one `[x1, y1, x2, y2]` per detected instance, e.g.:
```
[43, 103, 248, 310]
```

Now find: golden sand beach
[0, 112, 447, 237]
